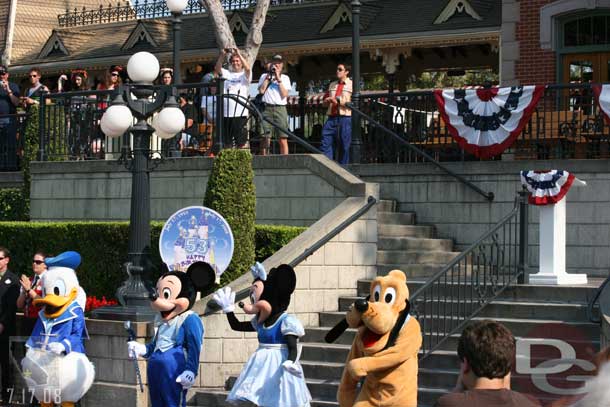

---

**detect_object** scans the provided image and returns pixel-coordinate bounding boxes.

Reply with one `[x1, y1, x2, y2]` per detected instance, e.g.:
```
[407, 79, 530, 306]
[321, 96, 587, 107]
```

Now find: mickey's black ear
[274, 264, 296, 295]
[186, 262, 216, 291]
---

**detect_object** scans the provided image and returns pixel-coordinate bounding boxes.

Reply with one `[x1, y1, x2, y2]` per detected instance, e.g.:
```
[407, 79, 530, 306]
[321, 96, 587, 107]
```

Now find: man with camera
[257, 54, 291, 155]
[0, 65, 20, 170]
[214, 47, 252, 150]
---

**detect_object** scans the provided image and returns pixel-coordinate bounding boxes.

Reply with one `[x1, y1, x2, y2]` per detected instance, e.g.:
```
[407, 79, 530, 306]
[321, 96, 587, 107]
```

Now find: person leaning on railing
[214, 47, 251, 149]
[321, 63, 352, 165]
[21, 67, 50, 109]
[257, 54, 291, 155]
[0, 65, 21, 169]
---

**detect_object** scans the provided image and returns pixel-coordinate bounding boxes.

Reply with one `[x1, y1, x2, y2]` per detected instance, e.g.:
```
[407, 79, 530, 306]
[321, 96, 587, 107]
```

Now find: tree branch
[243, 0, 271, 65]
[198, 0, 270, 67]
[199, 0, 236, 50]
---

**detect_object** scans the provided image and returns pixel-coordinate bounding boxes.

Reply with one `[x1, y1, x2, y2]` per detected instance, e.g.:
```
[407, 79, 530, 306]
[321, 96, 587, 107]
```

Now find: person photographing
[257, 55, 291, 155]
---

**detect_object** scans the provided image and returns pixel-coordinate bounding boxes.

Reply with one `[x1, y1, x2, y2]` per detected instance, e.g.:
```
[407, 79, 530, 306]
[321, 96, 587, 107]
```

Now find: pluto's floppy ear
[186, 262, 216, 292]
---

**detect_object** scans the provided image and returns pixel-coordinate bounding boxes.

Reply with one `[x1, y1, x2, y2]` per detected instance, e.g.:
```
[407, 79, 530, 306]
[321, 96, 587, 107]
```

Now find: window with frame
[563, 15, 610, 47]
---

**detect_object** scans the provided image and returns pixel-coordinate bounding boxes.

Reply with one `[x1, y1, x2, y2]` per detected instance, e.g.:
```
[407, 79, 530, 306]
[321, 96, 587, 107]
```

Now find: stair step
[377, 250, 460, 265]
[377, 211, 415, 225]
[379, 224, 435, 238]
[377, 199, 397, 212]
[357, 279, 603, 303]
[335, 297, 594, 321]
[318, 311, 599, 340]
[378, 236, 453, 251]
[375, 264, 449, 279]
[194, 390, 338, 407]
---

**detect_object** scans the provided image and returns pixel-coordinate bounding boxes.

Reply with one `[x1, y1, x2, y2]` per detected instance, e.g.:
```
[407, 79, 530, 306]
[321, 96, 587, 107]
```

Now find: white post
[528, 180, 587, 285]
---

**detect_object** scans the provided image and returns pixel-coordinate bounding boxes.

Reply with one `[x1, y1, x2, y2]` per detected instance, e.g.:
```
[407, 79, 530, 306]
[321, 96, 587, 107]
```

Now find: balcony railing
[58, 0, 312, 27]
[25, 82, 609, 167]
[0, 113, 30, 172]
[291, 83, 610, 162]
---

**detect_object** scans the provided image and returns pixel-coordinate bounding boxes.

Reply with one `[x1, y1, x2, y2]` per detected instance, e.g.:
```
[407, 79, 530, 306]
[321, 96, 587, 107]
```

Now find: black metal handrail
[587, 274, 609, 324]
[348, 103, 495, 201]
[204, 195, 377, 315]
[226, 93, 322, 155]
[409, 190, 528, 359]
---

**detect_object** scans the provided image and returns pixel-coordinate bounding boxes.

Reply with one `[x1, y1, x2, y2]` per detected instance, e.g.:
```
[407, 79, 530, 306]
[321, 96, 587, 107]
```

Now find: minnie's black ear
[186, 262, 216, 291]
[273, 264, 296, 295]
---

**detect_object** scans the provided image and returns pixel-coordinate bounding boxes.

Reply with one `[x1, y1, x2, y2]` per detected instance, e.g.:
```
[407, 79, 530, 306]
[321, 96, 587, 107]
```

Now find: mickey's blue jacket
[26, 301, 86, 354]
[144, 312, 204, 374]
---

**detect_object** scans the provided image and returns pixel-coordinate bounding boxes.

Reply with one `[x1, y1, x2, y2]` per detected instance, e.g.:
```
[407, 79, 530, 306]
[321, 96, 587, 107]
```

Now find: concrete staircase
[193, 200, 601, 406]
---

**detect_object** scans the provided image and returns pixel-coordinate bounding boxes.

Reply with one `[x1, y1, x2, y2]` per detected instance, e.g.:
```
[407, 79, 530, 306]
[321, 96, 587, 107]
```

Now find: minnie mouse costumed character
[127, 262, 216, 407]
[213, 262, 312, 406]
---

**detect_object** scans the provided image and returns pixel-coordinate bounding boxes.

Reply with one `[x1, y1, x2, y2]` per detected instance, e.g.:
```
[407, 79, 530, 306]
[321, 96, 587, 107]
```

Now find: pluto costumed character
[213, 262, 312, 406]
[127, 262, 215, 407]
[21, 251, 94, 407]
[333, 270, 421, 407]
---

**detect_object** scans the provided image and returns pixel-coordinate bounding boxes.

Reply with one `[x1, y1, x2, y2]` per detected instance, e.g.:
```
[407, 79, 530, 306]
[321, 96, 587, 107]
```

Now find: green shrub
[255, 224, 306, 262]
[0, 189, 28, 221]
[0, 222, 301, 299]
[203, 149, 256, 285]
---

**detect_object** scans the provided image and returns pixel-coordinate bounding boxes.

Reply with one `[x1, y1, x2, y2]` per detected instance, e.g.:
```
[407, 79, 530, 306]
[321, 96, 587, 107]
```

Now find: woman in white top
[214, 48, 252, 149]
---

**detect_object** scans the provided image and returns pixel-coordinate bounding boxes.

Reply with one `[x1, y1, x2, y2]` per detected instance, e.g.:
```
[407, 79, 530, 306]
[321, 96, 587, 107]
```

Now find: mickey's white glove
[47, 342, 65, 355]
[282, 360, 303, 378]
[127, 341, 147, 359]
[176, 370, 196, 389]
[212, 286, 235, 313]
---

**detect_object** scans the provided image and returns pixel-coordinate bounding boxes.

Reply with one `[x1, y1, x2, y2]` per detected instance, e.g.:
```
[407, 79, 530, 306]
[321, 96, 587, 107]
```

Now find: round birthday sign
[159, 206, 234, 278]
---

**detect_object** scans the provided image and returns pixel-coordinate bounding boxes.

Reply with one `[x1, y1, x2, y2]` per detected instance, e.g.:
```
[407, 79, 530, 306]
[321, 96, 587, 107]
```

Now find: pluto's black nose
[354, 299, 369, 313]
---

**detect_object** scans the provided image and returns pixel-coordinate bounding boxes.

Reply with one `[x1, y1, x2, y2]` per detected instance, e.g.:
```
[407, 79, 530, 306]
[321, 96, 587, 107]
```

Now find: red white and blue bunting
[434, 86, 545, 158]
[593, 84, 610, 125]
[520, 170, 575, 205]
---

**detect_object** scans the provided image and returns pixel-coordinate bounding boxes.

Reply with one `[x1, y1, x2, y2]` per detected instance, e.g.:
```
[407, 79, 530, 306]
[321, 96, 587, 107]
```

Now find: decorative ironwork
[408, 191, 528, 359]
[58, 0, 314, 27]
[36, 83, 320, 162]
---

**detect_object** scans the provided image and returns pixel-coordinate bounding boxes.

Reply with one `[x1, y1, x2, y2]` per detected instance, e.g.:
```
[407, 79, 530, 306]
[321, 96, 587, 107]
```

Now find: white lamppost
[95, 51, 185, 320]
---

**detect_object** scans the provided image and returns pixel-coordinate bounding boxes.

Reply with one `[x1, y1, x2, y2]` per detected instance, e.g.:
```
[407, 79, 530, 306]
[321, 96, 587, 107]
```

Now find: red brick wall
[515, 0, 557, 85]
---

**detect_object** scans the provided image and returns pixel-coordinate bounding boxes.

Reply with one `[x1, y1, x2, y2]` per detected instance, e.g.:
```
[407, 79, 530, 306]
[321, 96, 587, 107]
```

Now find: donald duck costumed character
[21, 251, 95, 407]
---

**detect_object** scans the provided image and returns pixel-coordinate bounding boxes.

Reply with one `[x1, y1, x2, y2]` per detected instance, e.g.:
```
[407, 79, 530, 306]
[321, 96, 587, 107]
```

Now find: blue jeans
[321, 116, 352, 164]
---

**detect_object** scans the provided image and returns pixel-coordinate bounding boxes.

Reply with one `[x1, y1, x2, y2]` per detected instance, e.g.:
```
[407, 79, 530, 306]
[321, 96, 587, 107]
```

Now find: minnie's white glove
[47, 342, 65, 355]
[176, 370, 196, 389]
[282, 360, 303, 378]
[212, 286, 235, 313]
[127, 341, 147, 359]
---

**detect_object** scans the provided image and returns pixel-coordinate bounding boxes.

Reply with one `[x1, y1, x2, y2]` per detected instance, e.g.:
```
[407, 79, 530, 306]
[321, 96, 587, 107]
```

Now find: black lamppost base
[91, 305, 157, 322]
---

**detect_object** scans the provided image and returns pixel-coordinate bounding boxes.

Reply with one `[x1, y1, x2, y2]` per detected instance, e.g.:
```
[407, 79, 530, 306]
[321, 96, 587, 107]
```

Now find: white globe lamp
[127, 52, 160, 83]
[152, 113, 180, 140]
[153, 106, 185, 137]
[100, 105, 133, 138]
[166, 0, 188, 13]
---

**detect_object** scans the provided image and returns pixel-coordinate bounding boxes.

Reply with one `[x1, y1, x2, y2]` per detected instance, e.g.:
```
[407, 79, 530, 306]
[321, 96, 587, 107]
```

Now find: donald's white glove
[176, 370, 196, 389]
[127, 341, 147, 359]
[47, 342, 65, 355]
[282, 360, 303, 378]
[212, 286, 235, 313]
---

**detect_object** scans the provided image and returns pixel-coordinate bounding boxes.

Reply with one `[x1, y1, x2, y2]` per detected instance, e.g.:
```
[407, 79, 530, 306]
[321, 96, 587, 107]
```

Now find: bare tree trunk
[198, 0, 271, 67]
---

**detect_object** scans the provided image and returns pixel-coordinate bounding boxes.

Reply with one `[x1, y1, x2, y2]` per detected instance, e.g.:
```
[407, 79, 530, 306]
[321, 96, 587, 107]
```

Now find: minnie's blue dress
[227, 313, 312, 407]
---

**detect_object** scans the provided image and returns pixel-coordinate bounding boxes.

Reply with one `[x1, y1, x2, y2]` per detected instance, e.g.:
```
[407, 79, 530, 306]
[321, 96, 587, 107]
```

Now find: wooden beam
[432, 47, 446, 59]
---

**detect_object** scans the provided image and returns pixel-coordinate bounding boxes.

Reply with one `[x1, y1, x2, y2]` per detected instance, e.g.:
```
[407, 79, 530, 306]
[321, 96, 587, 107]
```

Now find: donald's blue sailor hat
[45, 251, 81, 269]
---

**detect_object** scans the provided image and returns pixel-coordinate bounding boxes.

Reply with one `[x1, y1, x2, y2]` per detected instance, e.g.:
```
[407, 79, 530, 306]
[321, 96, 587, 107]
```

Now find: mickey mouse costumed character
[213, 262, 312, 406]
[127, 262, 216, 407]
[22, 251, 94, 407]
